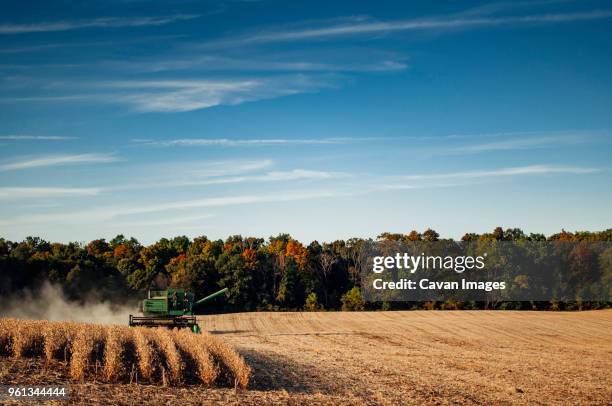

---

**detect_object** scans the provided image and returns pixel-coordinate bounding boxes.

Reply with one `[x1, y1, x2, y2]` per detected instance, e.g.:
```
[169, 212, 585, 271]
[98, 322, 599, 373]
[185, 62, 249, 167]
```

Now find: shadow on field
[239, 349, 335, 394]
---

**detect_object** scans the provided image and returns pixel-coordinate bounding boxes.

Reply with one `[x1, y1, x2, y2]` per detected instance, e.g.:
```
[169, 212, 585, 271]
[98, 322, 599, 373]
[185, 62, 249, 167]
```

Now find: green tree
[304, 292, 323, 311]
[341, 287, 364, 311]
[276, 257, 304, 308]
[216, 251, 256, 310]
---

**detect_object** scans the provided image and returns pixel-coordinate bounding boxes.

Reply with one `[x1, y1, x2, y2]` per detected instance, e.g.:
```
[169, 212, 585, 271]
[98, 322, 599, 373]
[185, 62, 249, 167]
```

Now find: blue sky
[0, 0, 611, 244]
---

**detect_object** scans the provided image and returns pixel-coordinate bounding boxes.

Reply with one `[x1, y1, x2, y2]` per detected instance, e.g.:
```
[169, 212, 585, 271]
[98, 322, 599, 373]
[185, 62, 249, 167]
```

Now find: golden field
[1, 311, 611, 405]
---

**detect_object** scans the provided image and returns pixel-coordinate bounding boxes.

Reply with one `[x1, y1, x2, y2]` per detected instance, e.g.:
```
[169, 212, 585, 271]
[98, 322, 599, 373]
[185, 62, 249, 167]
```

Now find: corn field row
[0, 318, 250, 388]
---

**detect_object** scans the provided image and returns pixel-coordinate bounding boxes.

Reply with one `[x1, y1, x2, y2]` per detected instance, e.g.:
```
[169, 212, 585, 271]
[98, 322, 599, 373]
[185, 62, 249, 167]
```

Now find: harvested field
[0, 311, 610, 405]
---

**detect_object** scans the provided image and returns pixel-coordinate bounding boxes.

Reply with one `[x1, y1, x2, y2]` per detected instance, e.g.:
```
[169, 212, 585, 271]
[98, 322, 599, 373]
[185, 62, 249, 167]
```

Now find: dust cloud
[0, 282, 137, 325]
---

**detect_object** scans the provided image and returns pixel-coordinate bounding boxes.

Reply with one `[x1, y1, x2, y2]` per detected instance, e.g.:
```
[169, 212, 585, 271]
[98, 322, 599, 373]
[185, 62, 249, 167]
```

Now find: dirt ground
[1, 310, 611, 405]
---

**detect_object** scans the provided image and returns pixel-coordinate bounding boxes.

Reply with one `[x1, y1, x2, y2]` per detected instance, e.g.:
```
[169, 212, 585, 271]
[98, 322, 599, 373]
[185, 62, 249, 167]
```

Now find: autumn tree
[422, 228, 440, 242]
[166, 253, 217, 298]
[406, 230, 422, 241]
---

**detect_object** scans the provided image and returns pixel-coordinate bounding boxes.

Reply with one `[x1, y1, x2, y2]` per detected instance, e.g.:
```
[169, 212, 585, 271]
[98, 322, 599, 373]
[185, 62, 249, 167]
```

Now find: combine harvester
[129, 287, 228, 333]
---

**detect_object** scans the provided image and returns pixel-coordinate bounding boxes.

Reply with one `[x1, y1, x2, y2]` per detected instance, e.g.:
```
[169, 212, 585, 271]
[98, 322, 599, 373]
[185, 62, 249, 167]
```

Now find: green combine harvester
[128, 287, 229, 333]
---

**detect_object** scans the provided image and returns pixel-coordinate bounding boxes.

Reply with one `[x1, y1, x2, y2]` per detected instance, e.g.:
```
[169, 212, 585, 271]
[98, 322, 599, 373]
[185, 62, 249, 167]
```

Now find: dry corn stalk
[12, 320, 47, 358]
[0, 318, 251, 389]
[133, 327, 160, 382]
[43, 321, 78, 362]
[199, 331, 251, 389]
[150, 328, 183, 385]
[103, 326, 135, 382]
[69, 324, 106, 381]
[0, 318, 17, 356]
[172, 328, 219, 386]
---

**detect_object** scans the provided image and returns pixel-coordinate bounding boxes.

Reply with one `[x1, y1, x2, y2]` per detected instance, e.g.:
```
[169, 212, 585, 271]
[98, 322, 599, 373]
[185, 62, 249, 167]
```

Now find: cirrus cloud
[0, 14, 200, 35]
[0, 153, 118, 171]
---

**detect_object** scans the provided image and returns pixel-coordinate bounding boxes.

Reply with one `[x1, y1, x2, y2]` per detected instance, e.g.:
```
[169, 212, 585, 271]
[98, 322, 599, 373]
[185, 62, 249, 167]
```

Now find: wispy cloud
[118, 213, 215, 227]
[0, 187, 101, 200]
[249, 169, 343, 182]
[0, 95, 92, 103]
[133, 137, 375, 147]
[100, 76, 334, 112]
[396, 165, 600, 181]
[143, 169, 347, 188]
[115, 158, 274, 180]
[185, 159, 274, 176]
[0, 35, 187, 54]
[0, 153, 117, 171]
[110, 54, 407, 73]
[438, 134, 589, 155]
[118, 190, 344, 216]
[202, 10, 612, 48]
[0, 135, 76, 141]
[0, 77, 334, 112]
[106, 163, 346, 191]
[0, 15, 199, 35]
[376, 164, 602, 190]
[0, 160, 343, 201]
[0, 189, 348, 226]
[0, 77, 336, 112]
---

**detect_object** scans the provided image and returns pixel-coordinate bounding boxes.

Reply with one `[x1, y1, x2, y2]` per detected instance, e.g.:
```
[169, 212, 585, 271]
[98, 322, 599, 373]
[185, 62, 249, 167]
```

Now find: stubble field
[1, 310, 610, 405]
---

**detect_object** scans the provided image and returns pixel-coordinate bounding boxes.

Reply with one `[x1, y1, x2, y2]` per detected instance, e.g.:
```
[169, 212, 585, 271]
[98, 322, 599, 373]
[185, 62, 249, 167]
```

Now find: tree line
[0, 227, 610, 312]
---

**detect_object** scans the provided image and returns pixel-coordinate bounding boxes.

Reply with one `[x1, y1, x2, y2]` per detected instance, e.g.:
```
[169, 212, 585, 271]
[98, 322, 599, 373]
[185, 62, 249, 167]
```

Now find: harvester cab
[129, 287, 229, 333]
